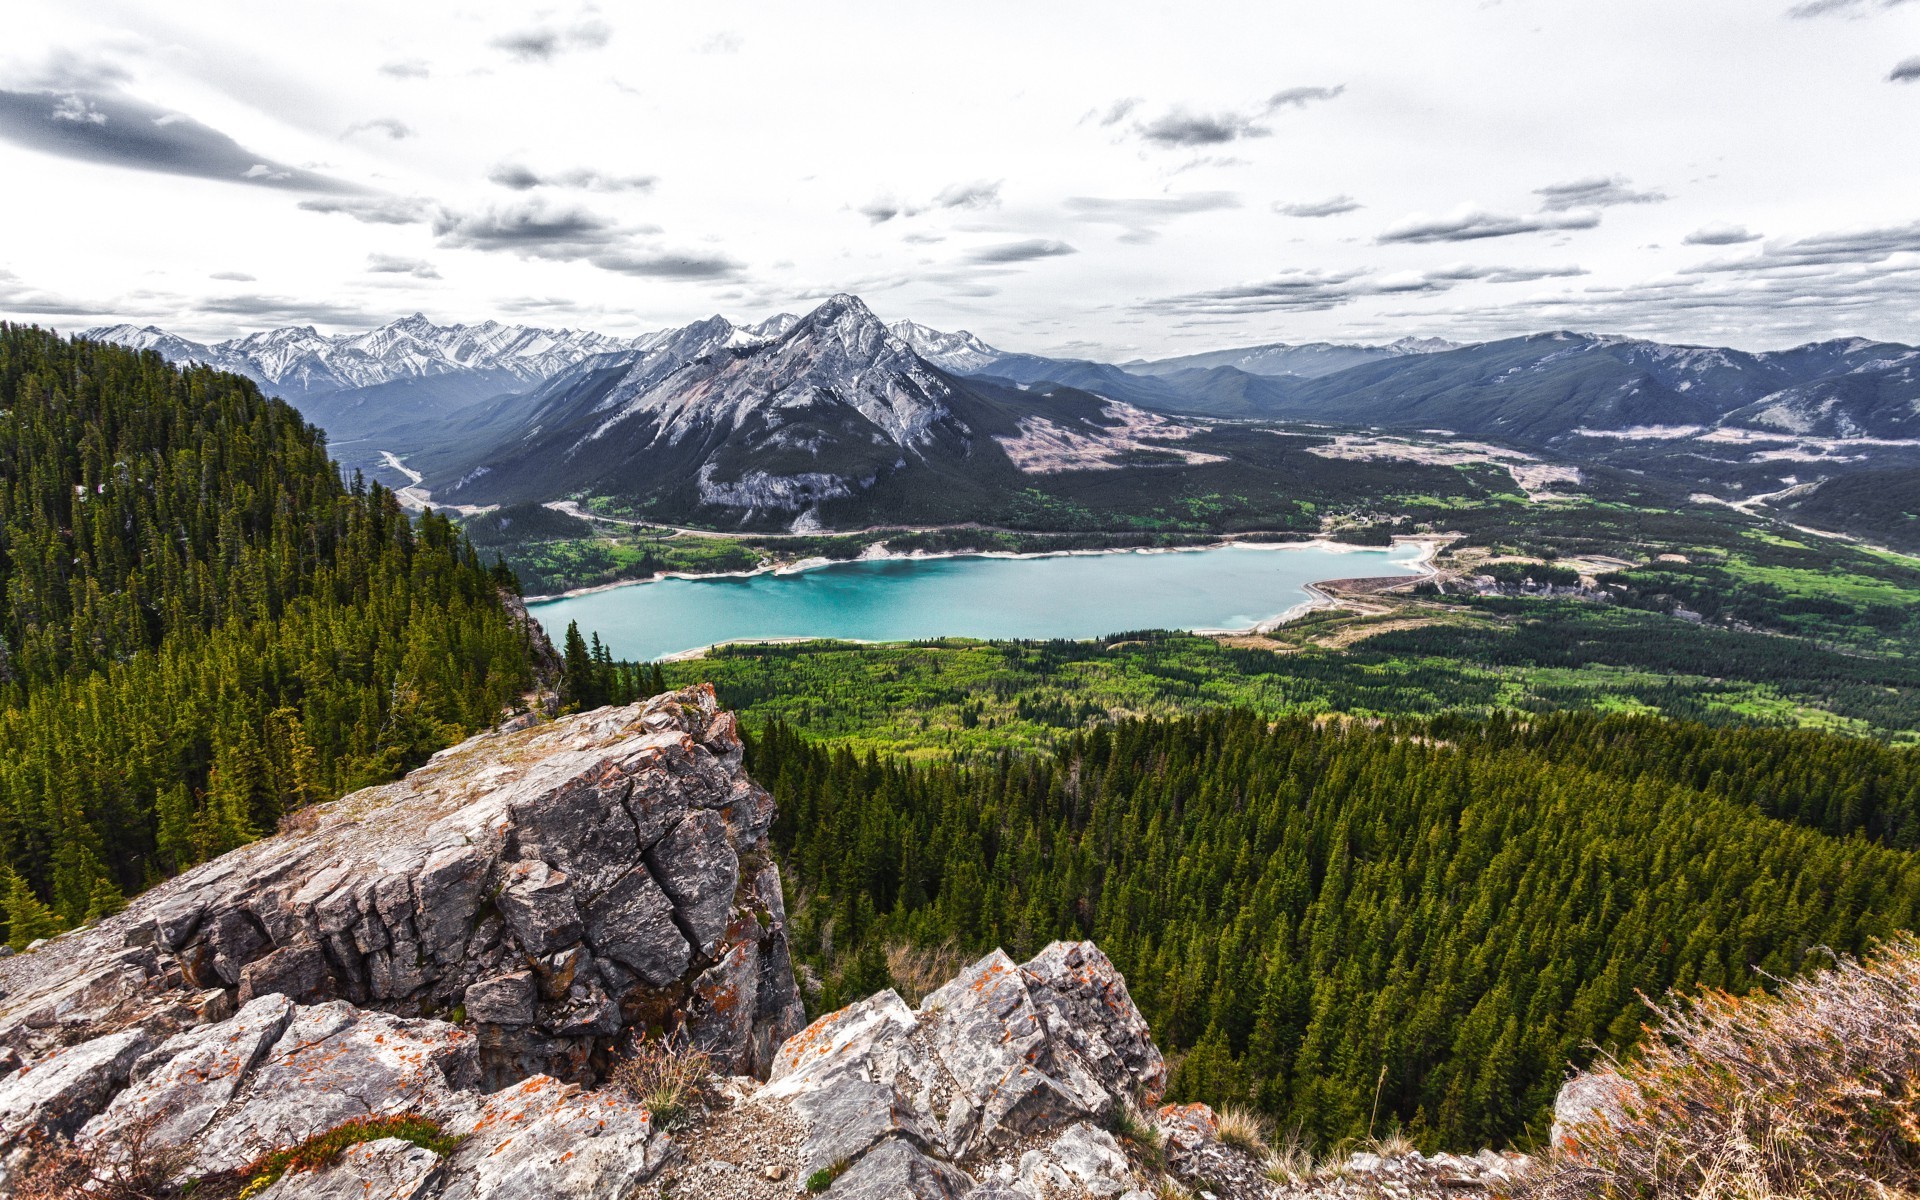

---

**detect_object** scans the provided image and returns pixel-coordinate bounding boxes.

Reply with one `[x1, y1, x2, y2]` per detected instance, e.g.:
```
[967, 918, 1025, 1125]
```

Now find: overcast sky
[3, 0, 1918, 357]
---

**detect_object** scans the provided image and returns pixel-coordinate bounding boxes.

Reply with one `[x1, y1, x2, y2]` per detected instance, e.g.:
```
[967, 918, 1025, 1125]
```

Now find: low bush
[1527, 934, 1920, 1200]
[608, 1030, 716, 1130]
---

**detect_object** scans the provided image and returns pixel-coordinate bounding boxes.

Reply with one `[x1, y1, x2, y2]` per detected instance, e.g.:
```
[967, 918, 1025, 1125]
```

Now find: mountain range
[85, 301, 1920, 531]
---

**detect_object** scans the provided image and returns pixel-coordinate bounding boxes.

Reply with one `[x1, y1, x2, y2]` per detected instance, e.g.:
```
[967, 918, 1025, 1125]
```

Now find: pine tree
[2, 868, 62, 951]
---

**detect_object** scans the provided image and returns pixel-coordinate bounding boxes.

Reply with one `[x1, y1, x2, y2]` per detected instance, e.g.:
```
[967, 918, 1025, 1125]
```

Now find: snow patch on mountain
[887, 320, 1003, 372]
[85, 315, 649, 396]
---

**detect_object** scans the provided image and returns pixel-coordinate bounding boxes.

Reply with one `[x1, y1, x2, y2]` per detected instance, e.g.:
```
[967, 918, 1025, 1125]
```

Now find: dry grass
[1215, 1105, 1273, 1161]
[1265, 1126, 1318, 1184]
[608, 1030, 716, 1131]
[884, 941, 974, 1006]
[1366, 1128, 1417, 1158]
[1525, 934, 1920, 1200]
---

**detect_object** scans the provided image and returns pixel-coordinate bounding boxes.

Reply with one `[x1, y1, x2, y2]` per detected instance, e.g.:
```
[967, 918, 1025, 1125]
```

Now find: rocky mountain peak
[889, 318, 1004, 372]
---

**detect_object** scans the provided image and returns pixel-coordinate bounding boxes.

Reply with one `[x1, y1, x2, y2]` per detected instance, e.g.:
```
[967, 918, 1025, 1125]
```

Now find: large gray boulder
[758, 941, 1167, 1197]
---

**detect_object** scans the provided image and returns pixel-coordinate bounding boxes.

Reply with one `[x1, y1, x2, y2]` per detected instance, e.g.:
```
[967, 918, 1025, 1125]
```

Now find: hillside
[0, 325, 538, 931]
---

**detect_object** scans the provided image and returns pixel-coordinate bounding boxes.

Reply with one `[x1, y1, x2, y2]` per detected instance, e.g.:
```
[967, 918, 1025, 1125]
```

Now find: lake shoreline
[524, 534, 1442, 603]
[532, 537, 1444, 662]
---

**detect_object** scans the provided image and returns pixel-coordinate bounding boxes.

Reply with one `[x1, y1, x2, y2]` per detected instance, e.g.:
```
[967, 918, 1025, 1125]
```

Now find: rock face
[755, 941, 1168, 1197]
[0, 688, 803, 1190]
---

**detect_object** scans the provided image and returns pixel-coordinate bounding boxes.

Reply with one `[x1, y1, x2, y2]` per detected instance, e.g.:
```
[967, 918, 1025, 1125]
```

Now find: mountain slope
[1723, 356, 1920, 439]
[0, 325, 536, 927]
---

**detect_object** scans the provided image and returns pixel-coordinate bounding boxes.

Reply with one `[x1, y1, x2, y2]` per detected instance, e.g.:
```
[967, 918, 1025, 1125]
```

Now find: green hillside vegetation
[749, 709, 1920, 1149]
[660, 598, 1920, 757]
[0, 326, 535, 939]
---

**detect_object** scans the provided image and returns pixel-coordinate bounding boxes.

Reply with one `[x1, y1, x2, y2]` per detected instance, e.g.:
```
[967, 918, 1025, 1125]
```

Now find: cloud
[856, 181, 1003, 224]
[1135, 108, 1271, 147]
[1095, 98, 1141, 126]
[1377, 206, 1602, 243]
[1140, 261, 1586, 316]
[698, 31, 744, 54]
[1685, 223, 1763, 245]
[934, 180, 1001, 210]
[1066, 192, 1241, 243]
[858, 196, 907, 224]
[965, 239, 1077, 263]
[583, 249, 743, 279]
[1129, 84, 1343, 148]
[492, 17, 613, 62]
[343, 117, 412, 140]
[0, 267, 105, 318]
[1265, 85, 1346, 110]
[1787, 0, 1912, 16]
[487, 163, 655, 192]
[1892, 56, 1920, 82]
[299, 195, 435, 224]
[432, 202, 626, 252]
[1534, 175, 1667, 210]
[0, 88, 359, 192]
[1685, 219, 1920, 271]
[379, 60, 430, 79]
[1274, 195, 1362, 218]
[430, 198, 738, 279]
[366, 253, 441, 279]
[198, 294, 393, 325]
[209, 271, 256, 281]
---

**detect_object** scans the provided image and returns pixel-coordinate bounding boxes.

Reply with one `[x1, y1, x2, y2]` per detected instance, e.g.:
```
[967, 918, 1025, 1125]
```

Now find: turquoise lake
[527, 542, 1427, 662]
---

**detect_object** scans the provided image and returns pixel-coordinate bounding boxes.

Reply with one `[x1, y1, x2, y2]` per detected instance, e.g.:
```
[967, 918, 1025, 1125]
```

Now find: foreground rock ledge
[0, 690, 803, 1182]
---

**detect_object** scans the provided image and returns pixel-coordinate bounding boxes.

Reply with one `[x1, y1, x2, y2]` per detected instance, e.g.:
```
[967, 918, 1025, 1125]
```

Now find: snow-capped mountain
[419, 293, 1194, 528]
[84, 315, 647, 397]
[887, 320, 1004, 373]
[434, 295, 974, 514]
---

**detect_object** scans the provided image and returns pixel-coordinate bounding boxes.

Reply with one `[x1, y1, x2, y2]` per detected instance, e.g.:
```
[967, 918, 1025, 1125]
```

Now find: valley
[10, 298, 1917, 1178]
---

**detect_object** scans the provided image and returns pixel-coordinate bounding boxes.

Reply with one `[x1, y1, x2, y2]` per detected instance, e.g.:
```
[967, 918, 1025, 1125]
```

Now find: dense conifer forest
[0, 327, 536, 940]
[749, 710, 1920, 1149]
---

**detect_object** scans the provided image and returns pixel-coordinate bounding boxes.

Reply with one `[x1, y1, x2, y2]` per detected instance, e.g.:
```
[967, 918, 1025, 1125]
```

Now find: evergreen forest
[0, 327, 536, 939]
[748, 709, 1920, 1148]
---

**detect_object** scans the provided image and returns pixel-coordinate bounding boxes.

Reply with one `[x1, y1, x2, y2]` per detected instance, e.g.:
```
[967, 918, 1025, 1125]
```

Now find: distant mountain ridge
[1123, 336, 1459, 380]
[84, 306, 1920, 519]
[85, 314, 644, 397]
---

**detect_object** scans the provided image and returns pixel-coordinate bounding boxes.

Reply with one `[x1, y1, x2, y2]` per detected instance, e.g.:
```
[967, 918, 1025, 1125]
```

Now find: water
[526, 542, 1427, 662]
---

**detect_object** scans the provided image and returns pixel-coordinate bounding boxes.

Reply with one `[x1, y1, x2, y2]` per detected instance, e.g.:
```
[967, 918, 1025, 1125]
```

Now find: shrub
[9, 1114, 191, 1199]
[1526, 934, 1920, 1200]
[608, 1029, 716, 1130]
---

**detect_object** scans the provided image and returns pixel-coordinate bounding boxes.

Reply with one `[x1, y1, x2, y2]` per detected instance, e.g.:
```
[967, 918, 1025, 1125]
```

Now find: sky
[2, 0, 1918, 358]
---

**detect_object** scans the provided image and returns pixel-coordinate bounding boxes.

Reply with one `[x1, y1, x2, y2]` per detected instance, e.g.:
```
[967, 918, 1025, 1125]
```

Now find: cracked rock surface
[0, 689, 802, 1193]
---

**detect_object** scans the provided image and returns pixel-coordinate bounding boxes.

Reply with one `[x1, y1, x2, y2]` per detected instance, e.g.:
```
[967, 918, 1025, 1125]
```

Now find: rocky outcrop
[0, 688, 803, 1190]
[742, 941, 1168, 1197]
